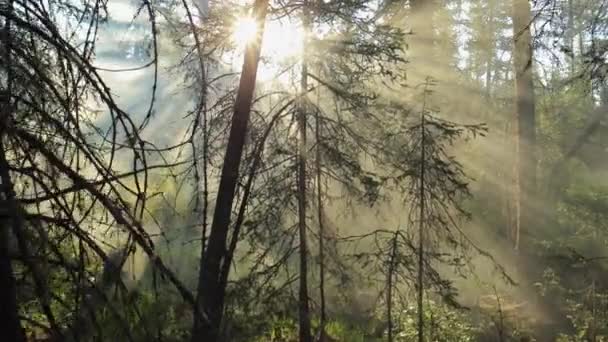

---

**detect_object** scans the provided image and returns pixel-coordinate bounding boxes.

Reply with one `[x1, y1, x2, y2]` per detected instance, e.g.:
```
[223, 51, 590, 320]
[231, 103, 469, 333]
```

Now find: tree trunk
[408, 3, 434, 341]
[0, 171, 25, 342]
[315, 85, 326, 341]
[191, 1, 269, 340]
[386, 232, 398, 342]
[417, 96, 427, 342]
[0, 2, 26, 339]
[567, 0, 575, 76]
[0, 229, 24, 342]
[511, 0, 536, 252]
[409, 0, 437, 84]
[0, 165, 26, 342]
[297, 2, 312, 341]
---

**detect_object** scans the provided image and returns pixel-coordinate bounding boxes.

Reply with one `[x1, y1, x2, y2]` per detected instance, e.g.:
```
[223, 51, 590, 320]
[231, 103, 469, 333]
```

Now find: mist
[3, 0, 608, 341]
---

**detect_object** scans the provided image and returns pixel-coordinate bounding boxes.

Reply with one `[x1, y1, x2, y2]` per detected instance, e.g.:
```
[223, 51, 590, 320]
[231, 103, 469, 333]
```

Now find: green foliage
[247, 316, 375, 342]
[323, 319, 379, 342]
[537, 269, 608, 341]
[251, 316, 298, 342]
[393, 300, 477, 341]
[93, 289, 191, 342]
[556, 297, 608, 342]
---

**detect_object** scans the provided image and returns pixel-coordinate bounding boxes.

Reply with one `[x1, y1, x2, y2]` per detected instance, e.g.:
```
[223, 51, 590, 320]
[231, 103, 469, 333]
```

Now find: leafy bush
[393, 300, 477, 341]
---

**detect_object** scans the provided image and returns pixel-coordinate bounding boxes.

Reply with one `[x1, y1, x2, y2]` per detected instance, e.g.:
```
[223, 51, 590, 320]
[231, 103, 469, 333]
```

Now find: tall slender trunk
[408, 2, 434, 340]
[0, 144, 26, 342]
[485, 59, 493, 97]
[386, 232, 398, 342]
[191, 1, 269, 340]
[315, 89, 326, 340]
[485, 2, 494, 98]
[511, 0, 536, 252]
[417, 93, 427, 342]
[200, 36, 209, 270]
[297, 2, 312, 341]
[567, 0, 575, 76]
[409, 0, 436, 83]
[0, 1, 26, 338]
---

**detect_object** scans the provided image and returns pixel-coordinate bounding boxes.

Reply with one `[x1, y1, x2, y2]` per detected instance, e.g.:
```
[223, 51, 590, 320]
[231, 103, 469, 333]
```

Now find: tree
[297, 1, 312, 341]
[186, 0, 409, 339]
[407, 0, 439, 89]
[511, 0, 537, 251]
[191, 1, 270, 340]
[0, 0, 197, 339]
[0, 0, 26, 339]
[315, 81, 327, 341]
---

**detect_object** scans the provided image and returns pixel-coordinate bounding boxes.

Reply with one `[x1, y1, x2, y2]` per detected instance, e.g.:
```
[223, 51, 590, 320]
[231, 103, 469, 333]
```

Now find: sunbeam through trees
[2, 0, 608, 341]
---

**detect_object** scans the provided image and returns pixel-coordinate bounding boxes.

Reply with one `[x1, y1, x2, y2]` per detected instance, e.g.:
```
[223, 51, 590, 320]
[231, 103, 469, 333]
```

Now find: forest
[1, 0, 608, 340]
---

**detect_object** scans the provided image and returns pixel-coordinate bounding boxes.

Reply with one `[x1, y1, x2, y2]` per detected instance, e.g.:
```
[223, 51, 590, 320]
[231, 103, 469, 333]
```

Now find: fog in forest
[1, 0, 608, 341]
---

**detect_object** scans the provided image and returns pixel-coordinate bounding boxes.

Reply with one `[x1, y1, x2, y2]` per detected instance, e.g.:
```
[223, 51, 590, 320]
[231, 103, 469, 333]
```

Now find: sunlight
[257, 19, 303, 82]
[231, 15, 304, 83]
[232, 16, 258, 47]
[233, 15, 303, 59]
[263, 19, 303, 60]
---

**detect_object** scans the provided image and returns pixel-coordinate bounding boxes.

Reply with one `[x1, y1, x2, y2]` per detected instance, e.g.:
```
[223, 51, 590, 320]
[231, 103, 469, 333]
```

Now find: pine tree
[512, 0, 537, 251]
[0, 0, 197, 338]
[297, 2, 312, 340]
[188, 0, 408, 338]
[0, 0, 26, 338]
[191, 1, 270, 340]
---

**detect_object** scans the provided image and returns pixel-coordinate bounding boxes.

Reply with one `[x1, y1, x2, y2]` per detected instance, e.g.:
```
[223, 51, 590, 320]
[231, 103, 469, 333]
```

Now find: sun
[231, 16, 304, 82]
[232, 15, 303, 58]
[232, 16, 259, 47]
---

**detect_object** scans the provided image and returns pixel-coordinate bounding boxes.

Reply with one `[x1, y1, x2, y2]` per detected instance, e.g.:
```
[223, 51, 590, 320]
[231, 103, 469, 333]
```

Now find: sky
[94, 0, 194, 147]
